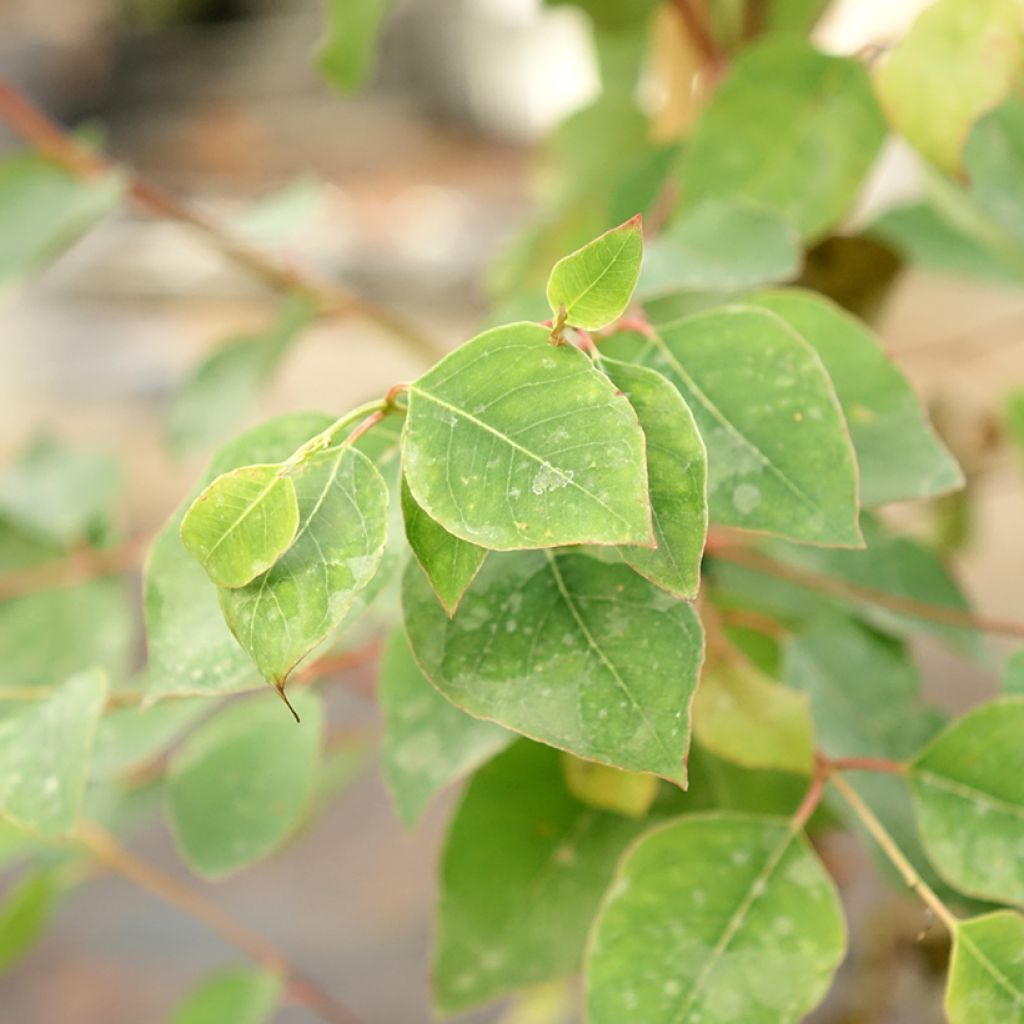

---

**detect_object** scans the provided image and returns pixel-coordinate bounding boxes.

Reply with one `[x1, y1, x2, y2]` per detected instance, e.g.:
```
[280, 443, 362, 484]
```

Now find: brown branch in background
[711, 541, 1024, 640]
[669, 0, 726, 72]
[75, 821, 365, 1024]
[0, 536, 147, 601]
[0, 80, 444, 364]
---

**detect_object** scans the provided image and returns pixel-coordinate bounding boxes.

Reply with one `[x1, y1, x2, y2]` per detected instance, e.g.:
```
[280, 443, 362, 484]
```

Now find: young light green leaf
[167, 691, 322, 878]
[639, 200, 801, 297]
[401, 476, 486, 616]
[219, 444, 388, 688]
[403, 549, 703, 782]
[0, 578, 134, 691]
[909, 698, 1024, 906]
[875, 0, 1022, 173]
[946, 912, 1024, 1024]
[546, 216, 643, 330]
[585, 813, 846, 1024]
[601, 358, 707, 600]
[694, 657, 814, 775]
[678, 37, 885, 240]
[433, 740, 676, 1014]
[379, 630, 511, 826]
[167, 297, 317, 454]
[637, 308, 861, 546]
[144, 413, 333, 703]
[180, 465, 299, 589]
[0, 870, 57, 972]
[750, 289, 963, 507]
[0, 437, 121, 547]
[562, 756, 658, 819]
[318, 0, 392, 93]
[0, 669, 108, 835]
[170, 967, 283, 1024]
[402, 322, 652, 550]
[0, 153, 123, 285]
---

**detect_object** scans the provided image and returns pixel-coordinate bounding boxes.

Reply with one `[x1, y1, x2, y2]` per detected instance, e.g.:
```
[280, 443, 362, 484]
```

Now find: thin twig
[0, 80, 444, 364]
[791, 754, 829, 831]
[829, 773, 958, 932]
[668, 0, 726, 72]
[829, 755, 907, 776]
[74, 820, 365, 1024]
[711, 542, 1024, 640]
[0, 536, 147, 601]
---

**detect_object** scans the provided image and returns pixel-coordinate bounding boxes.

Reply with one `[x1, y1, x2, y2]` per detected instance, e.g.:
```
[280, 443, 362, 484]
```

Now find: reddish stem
[829, 756, 906, 775]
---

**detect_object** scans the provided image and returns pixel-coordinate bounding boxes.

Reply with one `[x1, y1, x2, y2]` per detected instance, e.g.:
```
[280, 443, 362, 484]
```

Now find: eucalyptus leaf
[181, 465, 300, 589]
[678, 37, 885, 240]
[875, 0, 1022, 172]
[909, 698, 1024, 906]
[403, 549, 703, 782]
[546, 216, 643, 330]
[0, 669, 108, 836]
[640, 201, 801, 296]
[219, 443, 389, 688]
[433, 740, 681, 1014]
[750, 289, 963, 507]
[585, 814, 846, 1024]
[402, 322, 652, 550]
[379, 630, 511, 826]
[601, 357, 707, 599]
[144, 413, 332, 703]
[401, 476, 486, 616]
[636, 308, 862, 546]
[946, 912, 1024, 1023]
[167, 691, 322, 878]
[170, 967, 283, 1024]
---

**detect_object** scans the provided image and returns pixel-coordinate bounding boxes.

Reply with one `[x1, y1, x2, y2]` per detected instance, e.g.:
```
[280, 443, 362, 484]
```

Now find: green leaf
[379, 630, 511, 826]
[0, 437, 121, 546]
[143, 413, 332, 703]
[635, 308, 862, 546]
[785, 613, 943, 760]
[601, 358, 707, 599]
[585, 813, 846, 1024]
[909, 698, 1024, 906]
[0, 578, 134, 692]
[708, 515, 984, 660]
[401, 476, 486, 615]
[694, 657, 814, 775]
[947, 912, 1024, 1023]
[1004, 650, 1024, 695]
[317, 0, 392, 93]
[871, 202, 1024, 285]
[402, 322, 652, 550]
[167, 691, 322, 878]
[0, 669, 108, 835]
[181, 465, 300, 590]
[965, 97, 1024, 247]
[543, 0, 658, 30]
[0, 870, 57, 972]
[0, 153, 123, 285]
[639, 201, 801, 297]
[90, 698, 208, 779]
[764, 0, 829, 32]
[875, 0, 1022, 173]
[546, 216, 644, 330]
[170, 967, 283, 1024]
[219, 443, 388, 687]
[562, 756, 658, 819]
[166, 297, 317, 454]
[678, 37, 885, 240]
[403, 549, 703, 782]
[750, 289, 963, 506]
[433, 740, 676, 1014]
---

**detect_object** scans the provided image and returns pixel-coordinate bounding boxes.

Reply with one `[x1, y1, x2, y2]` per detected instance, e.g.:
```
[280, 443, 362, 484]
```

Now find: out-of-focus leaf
[90, 698, 208, 779]
[318, 0, 392, 93]
[170, 967, 283, 1024]
[0, 870, 57, 972]
[167, 691, 322, 878]
[561, 756, 658, 819]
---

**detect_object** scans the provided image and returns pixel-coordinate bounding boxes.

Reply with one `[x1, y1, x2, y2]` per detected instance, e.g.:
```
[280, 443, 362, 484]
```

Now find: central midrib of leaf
[648, 331, 822, 516]
[562, 230, 634, 315]
[670, 823, 799, 1023]
[410, 388, 637, 533]
[915, 769, 1024, 822]
[544, 551, 675, 771]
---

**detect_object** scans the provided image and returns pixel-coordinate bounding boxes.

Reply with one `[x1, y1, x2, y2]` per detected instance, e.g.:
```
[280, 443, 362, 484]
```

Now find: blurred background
[1, 0, 1023, 1021]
